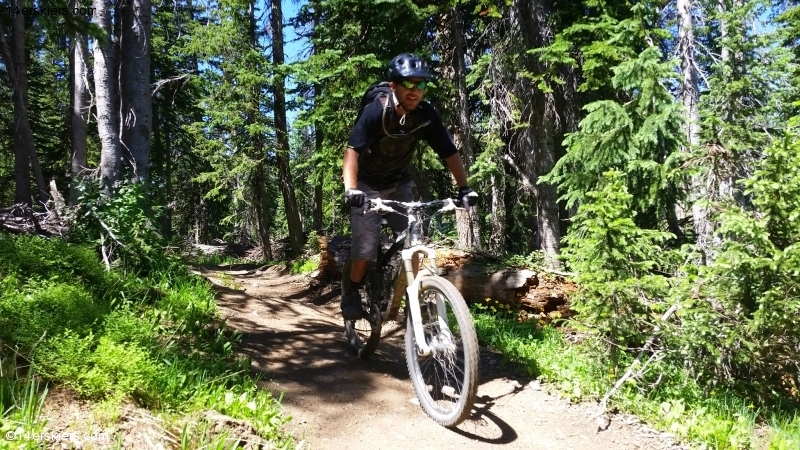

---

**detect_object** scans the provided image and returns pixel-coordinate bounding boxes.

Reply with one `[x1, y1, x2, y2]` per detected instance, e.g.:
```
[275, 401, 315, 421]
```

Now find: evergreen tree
[186, 0, 278, 255]
[563, 170, 673, 369]
[542, 2, 686, 235]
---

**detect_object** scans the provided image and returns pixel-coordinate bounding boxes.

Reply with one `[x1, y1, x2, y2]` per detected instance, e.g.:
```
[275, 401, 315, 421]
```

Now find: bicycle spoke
[411, 288, 471, 415]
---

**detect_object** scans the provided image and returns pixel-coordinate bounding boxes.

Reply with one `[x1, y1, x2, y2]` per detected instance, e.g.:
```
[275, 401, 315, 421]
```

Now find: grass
[472, 303, 800, 449]
[289, 256, 319, 274]
[0, 234, 295, 448]
[0, 363, 48, 450]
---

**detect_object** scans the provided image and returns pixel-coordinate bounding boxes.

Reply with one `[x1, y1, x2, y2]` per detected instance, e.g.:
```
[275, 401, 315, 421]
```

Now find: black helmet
[387, 53, 432, 80]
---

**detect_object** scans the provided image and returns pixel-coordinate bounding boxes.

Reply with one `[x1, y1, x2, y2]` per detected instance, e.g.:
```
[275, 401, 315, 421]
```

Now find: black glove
[457, 186, 478, 207]
[345, 188, 367, 208]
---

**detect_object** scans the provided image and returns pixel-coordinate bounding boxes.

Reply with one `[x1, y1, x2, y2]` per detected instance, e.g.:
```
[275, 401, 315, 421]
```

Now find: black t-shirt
[347, 95, 458, 188]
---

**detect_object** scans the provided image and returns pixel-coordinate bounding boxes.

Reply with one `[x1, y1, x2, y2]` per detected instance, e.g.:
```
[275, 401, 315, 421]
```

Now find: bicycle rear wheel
[344, 264, 382, 358]
[405, 276, 479, 427]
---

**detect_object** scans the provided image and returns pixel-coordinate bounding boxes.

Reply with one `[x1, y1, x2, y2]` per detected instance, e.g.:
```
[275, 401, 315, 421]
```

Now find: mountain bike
[342, 197, 479, 427]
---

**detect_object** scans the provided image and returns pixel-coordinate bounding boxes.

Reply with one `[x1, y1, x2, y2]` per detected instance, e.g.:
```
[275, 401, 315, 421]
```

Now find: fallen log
[436, 252, 536, 303]
[318, 237, 573, 317]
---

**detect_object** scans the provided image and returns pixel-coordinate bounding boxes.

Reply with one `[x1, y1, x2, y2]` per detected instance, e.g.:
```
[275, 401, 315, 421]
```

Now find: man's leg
[341, 182, 381, 320]
[349, 259, 369, 284]
[385, 180, 421, 275]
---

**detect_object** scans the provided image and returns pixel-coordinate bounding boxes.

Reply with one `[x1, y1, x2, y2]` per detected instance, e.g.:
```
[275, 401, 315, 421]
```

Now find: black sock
[350, 278, 365, 290]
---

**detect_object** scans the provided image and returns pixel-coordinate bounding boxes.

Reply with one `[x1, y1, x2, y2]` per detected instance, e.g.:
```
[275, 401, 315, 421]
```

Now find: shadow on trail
[209, 277, 410, 407]
[206, 268, 532, 446]
[452, 381, 526, 444]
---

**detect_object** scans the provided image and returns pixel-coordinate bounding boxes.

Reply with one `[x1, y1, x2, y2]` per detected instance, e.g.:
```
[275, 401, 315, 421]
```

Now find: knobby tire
[404, 275, 479, 427]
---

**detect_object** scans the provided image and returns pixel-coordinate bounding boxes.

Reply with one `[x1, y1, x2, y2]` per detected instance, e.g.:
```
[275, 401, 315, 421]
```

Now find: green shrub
[34, 332, 157, 401]
[561, 170, 675, 368]
[290, 258, 317, 274]
[102, 309, 156, 347]
[71, 179, 181, 275]
[667, 133, 800, 403]
[0, 282, 102, 349]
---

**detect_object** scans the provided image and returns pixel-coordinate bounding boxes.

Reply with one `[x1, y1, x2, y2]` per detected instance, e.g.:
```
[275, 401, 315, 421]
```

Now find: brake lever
[441, 198, 461, 212]
[366, 198, 398, 215]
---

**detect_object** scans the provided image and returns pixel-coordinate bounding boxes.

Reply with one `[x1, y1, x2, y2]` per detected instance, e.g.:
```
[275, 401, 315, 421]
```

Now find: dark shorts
[350, 179, 414, 261]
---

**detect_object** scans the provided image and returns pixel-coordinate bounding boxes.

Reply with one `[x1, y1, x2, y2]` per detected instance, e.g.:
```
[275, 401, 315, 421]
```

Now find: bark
[312, 84, 324, 232]
[69, 6, 91, 205]
[153, 100, 173, 237]
[0, 22, 32, 205]
[1, 7, 48, 205]
[271, 0, 305, 256]
[511, 0, 561, 269]
[435, 6, 483, 250]
[254, 166, 273, 261]
[94, 0, 122, 194]
[120, 0, 152, 182]
[678, 0, 713, 262]
[486, 42, 512, 252]
[488, 167, 506, 251]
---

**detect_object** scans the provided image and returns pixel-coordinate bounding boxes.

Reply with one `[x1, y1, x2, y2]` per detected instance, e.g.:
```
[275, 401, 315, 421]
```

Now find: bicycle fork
[401, 245, 447, 358]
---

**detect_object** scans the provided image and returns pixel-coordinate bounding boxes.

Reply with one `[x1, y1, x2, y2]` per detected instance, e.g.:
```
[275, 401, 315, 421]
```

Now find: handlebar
[365, 197, 463, 216]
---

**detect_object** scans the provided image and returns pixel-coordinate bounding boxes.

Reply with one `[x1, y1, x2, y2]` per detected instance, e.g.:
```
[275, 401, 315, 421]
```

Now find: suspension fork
[401, 245, 439, 357]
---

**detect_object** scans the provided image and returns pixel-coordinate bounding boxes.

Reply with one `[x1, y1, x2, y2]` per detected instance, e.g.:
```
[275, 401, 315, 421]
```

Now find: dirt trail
[200, 265, 686, 450]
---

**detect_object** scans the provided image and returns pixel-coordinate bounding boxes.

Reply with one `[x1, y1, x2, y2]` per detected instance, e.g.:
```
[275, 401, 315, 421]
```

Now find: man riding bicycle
[341, 52, 478, 321]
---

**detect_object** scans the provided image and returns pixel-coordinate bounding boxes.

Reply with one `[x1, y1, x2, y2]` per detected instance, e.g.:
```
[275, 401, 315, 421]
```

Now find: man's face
[391, 78, 427, 112]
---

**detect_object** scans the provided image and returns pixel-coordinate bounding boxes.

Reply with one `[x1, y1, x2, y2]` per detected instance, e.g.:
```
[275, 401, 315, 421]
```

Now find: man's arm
[444, 153, 469, 187]
[343, 146, 360, 190]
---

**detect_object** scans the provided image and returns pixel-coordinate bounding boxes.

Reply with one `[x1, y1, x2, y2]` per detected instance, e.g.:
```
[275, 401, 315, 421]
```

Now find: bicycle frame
[368, 198, 460, 357]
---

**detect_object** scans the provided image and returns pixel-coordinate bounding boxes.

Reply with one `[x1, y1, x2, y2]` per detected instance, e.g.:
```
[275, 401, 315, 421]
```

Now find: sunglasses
[398, 79, 429, 90]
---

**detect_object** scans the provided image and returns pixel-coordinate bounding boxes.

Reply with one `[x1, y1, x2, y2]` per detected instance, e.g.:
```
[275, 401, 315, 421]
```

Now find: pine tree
[562, 170, 673, 369]
[119, 0, 153, 182]
[93, 0, 122, 194]
[433, 2, 482, 250]
[542, 2, 686, 234]
[0, 3, 48, 204]
[186, 0, 279, 255]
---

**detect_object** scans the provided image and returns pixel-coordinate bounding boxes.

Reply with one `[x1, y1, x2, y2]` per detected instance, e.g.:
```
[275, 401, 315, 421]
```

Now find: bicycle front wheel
[405, 276, 479, 427]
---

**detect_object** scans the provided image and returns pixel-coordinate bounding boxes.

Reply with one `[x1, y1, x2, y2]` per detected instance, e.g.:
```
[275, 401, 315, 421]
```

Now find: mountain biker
[341, 52, 478, 321]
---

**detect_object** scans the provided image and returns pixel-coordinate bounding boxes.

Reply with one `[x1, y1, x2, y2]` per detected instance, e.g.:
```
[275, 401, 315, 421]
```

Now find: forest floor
[192, 264, 688, 450]
[36, 263, 689, 449]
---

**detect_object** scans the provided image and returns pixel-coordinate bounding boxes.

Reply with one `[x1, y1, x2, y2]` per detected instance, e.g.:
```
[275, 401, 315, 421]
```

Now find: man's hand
[457, 186, 478, 208]
[345, 188, 367, 208]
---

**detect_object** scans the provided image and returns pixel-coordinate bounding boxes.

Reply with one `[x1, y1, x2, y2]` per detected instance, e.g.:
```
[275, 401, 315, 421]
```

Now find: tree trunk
[435, 6, 482, 251]
[511, 0, 561, 269]
[489, 169, 506, 251]
[313, 83, 324, 233]
[254, 166, 273, 261]
[0, 22, 32, 205]
[678, 0, 712, 262]
[271, 0, 304, 256]
[120, 0, 152, 182]
[69, 7, 90, 205]
[1, 7, 48, 205]
[94, 0, 122, 194]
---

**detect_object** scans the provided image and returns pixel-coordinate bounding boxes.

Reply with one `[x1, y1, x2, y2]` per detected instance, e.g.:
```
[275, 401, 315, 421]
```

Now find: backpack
[355, 81, 392, 124]
[355, 81, 430, 139]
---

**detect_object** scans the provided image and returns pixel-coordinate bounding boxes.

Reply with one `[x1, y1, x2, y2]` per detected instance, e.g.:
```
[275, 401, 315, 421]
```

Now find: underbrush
[0, 234, 294, 448]
[473, 303, 800, 450]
